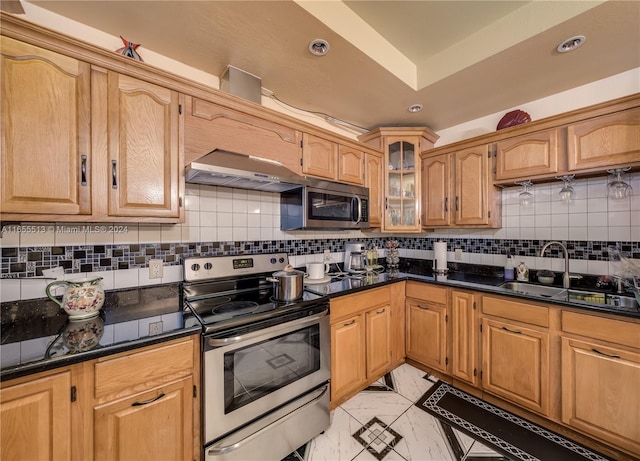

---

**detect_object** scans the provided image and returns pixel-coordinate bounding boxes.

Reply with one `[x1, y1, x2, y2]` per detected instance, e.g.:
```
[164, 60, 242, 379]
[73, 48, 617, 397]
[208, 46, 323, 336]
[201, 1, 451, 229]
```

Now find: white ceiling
[27, 0, 640, 132]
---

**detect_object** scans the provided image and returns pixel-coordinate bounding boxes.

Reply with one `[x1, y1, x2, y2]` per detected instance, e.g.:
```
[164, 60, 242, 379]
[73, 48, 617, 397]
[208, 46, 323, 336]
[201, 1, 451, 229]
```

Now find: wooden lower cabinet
[450, 290, 478, 386]
[0, 369, 73, 461]
[330, 314, 366, 404]
[0, 335, 199, 461]
[94, 376, 194, 461]
[405, 282, 448, 372]
[366, 305, 392, 378]
[330, 286, 400, 407]
[561, 311, 640, 457]
[406, 299, 447, 372]
[481, 317, 550, 416]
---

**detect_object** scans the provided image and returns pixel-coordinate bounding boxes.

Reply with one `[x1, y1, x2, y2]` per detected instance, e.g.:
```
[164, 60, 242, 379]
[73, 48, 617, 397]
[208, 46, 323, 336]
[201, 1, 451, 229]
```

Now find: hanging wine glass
[557, 175, 575, 202]
[515, 180, 533, 207]
[607, 168, 633, 199]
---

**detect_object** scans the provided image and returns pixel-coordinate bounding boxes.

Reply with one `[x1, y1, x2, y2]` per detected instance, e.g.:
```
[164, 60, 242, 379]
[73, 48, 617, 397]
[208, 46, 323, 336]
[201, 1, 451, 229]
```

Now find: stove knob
[204, 262, 212, 270]
[191, 263, 200, 272]
[278, 257, 285, 263]
[270, 258, 277, 264]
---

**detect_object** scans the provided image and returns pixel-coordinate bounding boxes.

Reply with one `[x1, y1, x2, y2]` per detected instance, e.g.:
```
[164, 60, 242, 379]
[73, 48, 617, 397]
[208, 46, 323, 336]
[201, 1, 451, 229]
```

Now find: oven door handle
[206, 309, 328, 347]
[207, 384, 329, 456]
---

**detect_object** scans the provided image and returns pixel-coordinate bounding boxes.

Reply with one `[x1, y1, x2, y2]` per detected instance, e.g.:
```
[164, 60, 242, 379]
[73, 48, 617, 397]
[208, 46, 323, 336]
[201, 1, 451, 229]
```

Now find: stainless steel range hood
[185, 150, 308, 192]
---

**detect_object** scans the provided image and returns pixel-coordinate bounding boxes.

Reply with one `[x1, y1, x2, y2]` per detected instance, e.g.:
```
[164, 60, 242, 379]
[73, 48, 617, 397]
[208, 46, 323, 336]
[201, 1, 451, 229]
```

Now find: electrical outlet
[149, 321, 163, 336]
[323, 249, 331, 261]
[455, 249, 463, 261]
[149, 259, 163, 279]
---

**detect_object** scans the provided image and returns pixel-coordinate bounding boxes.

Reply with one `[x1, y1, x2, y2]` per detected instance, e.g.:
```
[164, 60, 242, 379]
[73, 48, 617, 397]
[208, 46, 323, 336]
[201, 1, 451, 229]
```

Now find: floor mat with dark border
[415, 381, 612, 461]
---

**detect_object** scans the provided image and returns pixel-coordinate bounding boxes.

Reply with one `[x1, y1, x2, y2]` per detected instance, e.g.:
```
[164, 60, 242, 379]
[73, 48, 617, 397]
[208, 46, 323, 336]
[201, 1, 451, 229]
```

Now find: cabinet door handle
[502, 326, 521, 334]
[417, 305, 429, 310]
[376, 308, 386, 314]
[444, 197, 448, 212]
[385, 197, 388, 209]
[455, 196, 459, 211]
[111, 160, 118, 189]
[343, 319, 356, 326]
[80, 155, 87, 186]
[131, 392, 165, 406]
[592, 348, 620, 359]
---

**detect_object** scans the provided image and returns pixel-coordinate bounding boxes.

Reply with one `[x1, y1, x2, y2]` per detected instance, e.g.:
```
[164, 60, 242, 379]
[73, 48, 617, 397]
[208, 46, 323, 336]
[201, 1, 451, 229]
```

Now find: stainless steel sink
[499, 282, 639, 309]
[499, 282, 567, 298]
[566, 290, 638, 308]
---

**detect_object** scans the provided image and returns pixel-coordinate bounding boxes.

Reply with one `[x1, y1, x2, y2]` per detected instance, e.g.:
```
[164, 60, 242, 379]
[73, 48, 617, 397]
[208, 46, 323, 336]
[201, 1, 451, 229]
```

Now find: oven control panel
[184, 253, 289, 281]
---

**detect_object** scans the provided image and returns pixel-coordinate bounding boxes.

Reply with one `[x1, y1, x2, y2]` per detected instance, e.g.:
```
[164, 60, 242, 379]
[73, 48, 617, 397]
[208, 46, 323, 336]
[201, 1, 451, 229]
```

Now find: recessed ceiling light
[408, 104, 423, 113]
[557, 35, 586, 53]
[308, 39, 330, 56]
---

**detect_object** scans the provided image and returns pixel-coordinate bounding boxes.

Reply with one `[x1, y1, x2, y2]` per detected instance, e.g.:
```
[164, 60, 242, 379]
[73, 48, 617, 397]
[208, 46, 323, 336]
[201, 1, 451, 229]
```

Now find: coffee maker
[344, 241, 366, 273]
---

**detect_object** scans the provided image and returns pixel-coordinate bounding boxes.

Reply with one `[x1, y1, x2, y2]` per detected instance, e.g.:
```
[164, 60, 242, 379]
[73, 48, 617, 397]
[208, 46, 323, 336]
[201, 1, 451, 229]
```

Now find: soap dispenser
[504, 256, 515, 281]
[516, 261, 529, 282]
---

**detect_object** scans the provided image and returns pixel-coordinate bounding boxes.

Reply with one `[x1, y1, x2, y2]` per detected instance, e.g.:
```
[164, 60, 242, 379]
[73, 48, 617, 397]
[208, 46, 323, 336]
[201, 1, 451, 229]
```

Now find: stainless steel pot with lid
[267, 265, 307, 302]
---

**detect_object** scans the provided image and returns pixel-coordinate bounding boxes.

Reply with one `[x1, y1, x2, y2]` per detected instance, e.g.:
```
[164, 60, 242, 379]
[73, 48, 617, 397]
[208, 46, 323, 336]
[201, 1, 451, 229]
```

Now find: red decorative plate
[497, 110, 531, 130]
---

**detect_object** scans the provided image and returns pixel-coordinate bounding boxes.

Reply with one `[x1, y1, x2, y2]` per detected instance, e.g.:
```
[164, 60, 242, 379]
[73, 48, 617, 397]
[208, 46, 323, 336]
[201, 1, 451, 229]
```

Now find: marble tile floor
[285, 363, 506, 461]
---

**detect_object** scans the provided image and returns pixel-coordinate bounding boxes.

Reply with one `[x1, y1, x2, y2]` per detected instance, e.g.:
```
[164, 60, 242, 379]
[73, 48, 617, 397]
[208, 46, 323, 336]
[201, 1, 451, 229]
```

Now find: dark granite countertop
[305, 267, 640, 320]
[3, 260, 638, 382]
[1, 284, 200, 382]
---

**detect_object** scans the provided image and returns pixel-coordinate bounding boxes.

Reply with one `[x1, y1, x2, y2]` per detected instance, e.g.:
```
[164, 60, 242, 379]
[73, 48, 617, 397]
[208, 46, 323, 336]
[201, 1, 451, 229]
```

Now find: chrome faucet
[540, 241, 571, 289]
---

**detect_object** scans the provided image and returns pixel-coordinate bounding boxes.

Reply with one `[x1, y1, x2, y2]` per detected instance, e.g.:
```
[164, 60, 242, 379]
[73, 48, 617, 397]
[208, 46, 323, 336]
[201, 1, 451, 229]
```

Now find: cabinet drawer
[482, 295, 549, 327]
[562, 311, 640, 349]
[331, 287, 390, 321]
[406, 282, 448, 305]
[94, 338, 195, 399]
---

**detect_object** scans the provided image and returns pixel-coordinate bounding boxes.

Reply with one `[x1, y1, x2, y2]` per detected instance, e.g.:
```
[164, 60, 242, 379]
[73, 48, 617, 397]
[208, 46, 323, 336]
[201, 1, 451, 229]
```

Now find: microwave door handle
[352, 196, 362, 224]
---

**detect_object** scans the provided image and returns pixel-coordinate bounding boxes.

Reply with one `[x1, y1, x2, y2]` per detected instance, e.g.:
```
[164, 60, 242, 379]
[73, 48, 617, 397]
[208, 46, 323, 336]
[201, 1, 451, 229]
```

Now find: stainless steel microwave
[280, 179, 369, 230]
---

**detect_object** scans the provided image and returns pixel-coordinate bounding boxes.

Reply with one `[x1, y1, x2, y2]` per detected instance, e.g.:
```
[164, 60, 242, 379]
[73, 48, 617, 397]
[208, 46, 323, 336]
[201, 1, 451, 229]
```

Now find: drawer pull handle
[376, 308, 386, 314]
[592, 348, 620, 359]
[131, 392, 165, 407]
[417, 305, 429, 310]
[502, 326, 521, 334]
[343, 319, 356, 326]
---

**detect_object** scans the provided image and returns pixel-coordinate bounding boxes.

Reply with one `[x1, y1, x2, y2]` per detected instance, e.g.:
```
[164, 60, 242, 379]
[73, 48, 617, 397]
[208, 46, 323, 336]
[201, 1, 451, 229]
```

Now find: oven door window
[223, 324, 320, 414]
[307, 191, 355, 222]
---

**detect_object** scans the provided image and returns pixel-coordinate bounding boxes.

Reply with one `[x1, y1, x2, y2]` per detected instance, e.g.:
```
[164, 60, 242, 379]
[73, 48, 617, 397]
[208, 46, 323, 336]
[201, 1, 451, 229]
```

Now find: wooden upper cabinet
[364, 152, 382, 227]
[1, 36, 91, 216]
[107, 72, 182, 218]
[567, 108, 640, 171]
[422, 145, 500, 228]
[495, 129, 560, 181]
[302, 133, 338, 179]
[422, 153, 451, 227]
[454, 146, 491, 226]
[338, 145, 364, 185]
[183, 96, 303, 174]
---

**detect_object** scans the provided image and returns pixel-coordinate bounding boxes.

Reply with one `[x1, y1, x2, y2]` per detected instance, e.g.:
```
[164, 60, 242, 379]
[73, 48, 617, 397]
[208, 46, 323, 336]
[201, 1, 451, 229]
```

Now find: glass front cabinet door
[358, 128, 439, 232]
[386, 137, 419, 231]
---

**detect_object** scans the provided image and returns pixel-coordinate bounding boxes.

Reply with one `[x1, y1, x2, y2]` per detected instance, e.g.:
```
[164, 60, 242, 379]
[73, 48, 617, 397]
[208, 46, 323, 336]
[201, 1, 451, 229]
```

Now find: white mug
[306, 262, 329, 280]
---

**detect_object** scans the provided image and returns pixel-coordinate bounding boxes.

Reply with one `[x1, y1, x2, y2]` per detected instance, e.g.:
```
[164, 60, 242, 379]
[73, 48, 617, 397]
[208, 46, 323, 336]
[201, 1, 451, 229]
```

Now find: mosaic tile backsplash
[1, 172, 638, 302]
[1, 238, 638, 279]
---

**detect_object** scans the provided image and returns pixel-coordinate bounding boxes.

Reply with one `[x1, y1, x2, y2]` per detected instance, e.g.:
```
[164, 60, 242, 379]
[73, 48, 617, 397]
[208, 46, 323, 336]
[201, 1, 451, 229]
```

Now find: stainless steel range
[182, 253, 330, 461]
